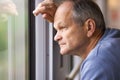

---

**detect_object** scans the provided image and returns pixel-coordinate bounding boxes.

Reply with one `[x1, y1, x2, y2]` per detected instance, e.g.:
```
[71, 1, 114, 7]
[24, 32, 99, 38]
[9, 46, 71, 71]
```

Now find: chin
[60, 48, 77, 55]
[60, 49, 71, 55]
[60, 50, 66, 55]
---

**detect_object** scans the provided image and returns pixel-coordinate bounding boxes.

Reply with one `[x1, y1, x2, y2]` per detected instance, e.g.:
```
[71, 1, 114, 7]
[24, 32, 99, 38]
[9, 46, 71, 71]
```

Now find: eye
[60, 26, 68, 32]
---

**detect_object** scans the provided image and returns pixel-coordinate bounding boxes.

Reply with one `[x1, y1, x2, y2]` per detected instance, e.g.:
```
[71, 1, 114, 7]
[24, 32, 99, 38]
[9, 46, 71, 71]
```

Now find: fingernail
[33, 10, 37, 16]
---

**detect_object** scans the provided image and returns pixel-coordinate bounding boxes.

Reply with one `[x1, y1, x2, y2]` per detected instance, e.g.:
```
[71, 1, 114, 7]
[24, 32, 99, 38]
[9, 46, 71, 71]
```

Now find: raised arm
[33, 0, 58, 23]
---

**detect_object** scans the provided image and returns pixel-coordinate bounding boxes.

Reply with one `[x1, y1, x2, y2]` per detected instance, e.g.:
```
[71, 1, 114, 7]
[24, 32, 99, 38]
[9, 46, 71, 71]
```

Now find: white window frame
[35, 0, 53, 80]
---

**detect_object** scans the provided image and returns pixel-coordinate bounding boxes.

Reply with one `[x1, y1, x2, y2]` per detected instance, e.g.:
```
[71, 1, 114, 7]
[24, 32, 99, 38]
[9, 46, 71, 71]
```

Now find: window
[35, 0, 72, 80]
[0, 0, 28, 80]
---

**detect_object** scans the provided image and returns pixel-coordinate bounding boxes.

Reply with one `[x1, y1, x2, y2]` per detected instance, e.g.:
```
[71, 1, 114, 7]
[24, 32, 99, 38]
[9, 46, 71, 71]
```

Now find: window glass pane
[0, 0, 28, 80]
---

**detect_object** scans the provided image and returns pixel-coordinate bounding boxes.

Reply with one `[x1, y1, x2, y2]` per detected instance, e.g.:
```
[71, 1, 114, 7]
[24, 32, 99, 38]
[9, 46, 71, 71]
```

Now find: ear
[85, 19, 96, 37]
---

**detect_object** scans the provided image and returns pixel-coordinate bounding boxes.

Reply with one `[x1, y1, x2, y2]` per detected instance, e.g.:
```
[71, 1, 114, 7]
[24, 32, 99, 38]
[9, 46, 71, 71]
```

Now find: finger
[33, 1, 46, 16]
[42, 13, 54, 23]
[33, 6, 46, 16]
[33, 1, 57, 16]
[33, 5, 56, 17]
[41, 3, 57, 18]
[33, 2, 47, 16]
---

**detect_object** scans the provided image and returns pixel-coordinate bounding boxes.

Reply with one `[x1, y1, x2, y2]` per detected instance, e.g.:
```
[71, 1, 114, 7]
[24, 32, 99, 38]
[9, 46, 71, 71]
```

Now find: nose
[54, 32, 62, 41]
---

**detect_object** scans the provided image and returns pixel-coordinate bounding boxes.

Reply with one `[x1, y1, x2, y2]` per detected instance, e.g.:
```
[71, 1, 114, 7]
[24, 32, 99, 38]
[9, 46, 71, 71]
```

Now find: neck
[81, 29, 104, 60]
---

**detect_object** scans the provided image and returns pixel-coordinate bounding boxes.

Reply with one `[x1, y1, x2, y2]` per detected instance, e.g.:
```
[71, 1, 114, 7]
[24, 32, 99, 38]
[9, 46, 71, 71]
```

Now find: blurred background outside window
[0, 0, 28, 80]
[107, 0, 120, 29]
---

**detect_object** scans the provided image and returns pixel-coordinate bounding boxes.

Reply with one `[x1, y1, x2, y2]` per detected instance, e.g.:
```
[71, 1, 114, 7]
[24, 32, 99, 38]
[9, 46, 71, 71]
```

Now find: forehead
[54, 1, 73, 29]
[56, 1, 73, 15]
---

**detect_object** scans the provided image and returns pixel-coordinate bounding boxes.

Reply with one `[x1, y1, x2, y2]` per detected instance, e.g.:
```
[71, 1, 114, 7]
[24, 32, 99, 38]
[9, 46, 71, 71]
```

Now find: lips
[58, 42, 65, 45]
[58, 42, 66, 47]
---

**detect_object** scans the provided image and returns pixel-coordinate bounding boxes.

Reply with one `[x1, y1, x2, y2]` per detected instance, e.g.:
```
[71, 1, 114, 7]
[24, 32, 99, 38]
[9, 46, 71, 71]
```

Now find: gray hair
[70, 0, 106, 31]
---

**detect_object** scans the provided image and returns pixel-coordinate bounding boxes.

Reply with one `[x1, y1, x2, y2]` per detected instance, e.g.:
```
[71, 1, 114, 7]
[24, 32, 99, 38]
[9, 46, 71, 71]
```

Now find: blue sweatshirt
[80, 28, 120, 80]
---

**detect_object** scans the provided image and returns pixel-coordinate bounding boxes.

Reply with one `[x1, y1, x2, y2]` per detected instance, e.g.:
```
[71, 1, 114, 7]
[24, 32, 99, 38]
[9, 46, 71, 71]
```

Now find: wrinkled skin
[53, 1, 89, 56]
[33, 1, 57, 22]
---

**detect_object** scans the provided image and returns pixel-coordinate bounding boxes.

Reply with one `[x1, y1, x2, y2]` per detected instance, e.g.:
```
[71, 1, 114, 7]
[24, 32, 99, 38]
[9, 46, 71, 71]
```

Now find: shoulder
[80, 42, 120, 80]
[80, 56, 113, 80]
[80, 29, 120, 79]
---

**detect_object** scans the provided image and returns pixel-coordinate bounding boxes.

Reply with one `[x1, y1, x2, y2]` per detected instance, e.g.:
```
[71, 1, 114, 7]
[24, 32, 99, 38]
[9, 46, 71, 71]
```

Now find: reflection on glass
[0, 0, 18, 21]
[0, 0, 28, 80]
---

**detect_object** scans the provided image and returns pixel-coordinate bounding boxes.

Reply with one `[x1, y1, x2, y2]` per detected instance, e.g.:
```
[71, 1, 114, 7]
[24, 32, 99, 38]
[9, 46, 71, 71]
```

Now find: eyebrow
[54, 22, 60, 30]
[54, 21, 67, 29]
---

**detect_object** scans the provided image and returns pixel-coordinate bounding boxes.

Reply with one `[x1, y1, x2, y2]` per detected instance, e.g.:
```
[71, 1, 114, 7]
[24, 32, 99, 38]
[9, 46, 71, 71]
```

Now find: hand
[33, 1, 57, 23]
